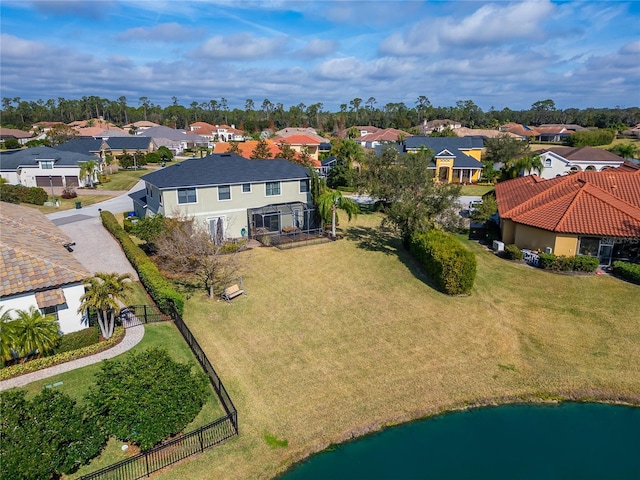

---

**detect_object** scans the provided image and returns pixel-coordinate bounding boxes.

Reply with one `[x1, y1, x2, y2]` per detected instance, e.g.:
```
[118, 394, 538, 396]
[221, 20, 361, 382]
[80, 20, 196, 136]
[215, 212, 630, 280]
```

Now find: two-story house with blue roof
[130, 153, 316, 241]
[403, 136, 484, 184]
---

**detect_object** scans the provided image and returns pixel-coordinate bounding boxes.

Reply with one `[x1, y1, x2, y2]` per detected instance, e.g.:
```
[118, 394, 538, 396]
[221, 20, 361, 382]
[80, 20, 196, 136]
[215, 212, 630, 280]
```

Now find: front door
[598, 240, 614, 266]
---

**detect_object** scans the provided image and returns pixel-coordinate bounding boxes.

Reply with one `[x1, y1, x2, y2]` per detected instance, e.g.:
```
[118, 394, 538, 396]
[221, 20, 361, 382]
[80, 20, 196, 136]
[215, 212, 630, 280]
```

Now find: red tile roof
[495, 170, 640, 238]
[273, 134, 320, 145]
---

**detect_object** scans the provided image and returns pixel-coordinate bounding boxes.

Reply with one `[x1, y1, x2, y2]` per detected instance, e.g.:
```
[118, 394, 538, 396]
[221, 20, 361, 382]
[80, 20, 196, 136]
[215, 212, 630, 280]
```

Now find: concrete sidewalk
[0, 323, 144, 391]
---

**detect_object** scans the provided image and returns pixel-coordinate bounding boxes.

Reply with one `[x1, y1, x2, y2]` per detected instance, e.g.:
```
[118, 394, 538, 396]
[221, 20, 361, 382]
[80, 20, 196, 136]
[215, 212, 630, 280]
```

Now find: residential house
[534, 146, 626, 179]
[403, 136, 484, 184]
[137, 126, 208, 154]
[189, 122, 245, 142]
[273, 134, 322, 163]
[419, 119, 462, 135]
[454, 127, 521, 139]
[0, 146, 95, 188]
[336, 126, 382, 139]
[123, 121, 161, 133]
[495, 169, 640, 266]
[354, 128, 409, 149]
[56, 137, 154, 162]
[130, 153, 314, 240]
[212, 139, 281, 159]
[499, 123, 539, 140]
[0, 128, 33, 146]
[0, 203, 91, 334]
[275, 127, 327, 144]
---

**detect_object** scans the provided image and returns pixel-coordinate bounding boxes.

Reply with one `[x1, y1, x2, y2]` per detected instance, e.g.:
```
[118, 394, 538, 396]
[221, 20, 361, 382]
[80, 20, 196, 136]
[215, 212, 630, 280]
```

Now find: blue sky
[1, 0, 639, 112]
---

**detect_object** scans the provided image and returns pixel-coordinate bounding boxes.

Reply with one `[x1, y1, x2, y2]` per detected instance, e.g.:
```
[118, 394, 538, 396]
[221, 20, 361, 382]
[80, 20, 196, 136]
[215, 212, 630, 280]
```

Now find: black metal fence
[79, 304, 238, 480]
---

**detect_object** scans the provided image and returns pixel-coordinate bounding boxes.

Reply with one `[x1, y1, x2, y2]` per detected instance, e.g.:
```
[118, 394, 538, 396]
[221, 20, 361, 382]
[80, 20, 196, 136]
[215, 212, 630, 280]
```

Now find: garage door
[65, 176, 79, 187]
[36, 176, 63, 187]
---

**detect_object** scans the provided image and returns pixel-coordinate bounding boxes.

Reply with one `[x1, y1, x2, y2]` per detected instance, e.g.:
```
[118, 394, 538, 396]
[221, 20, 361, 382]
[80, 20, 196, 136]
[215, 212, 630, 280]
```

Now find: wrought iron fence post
[145, 451, 150, 477]
[143, 304, 148, 323]
[198, 427, 204, 452]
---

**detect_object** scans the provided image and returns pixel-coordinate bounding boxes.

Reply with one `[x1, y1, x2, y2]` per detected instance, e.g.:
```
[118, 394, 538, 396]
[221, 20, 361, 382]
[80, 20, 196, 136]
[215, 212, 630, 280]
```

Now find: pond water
[280, 403, 640, 480]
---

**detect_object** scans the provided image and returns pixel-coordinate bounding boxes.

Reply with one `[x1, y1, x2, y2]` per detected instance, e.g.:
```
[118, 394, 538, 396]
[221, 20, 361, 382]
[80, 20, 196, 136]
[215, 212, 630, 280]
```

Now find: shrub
[555, 255, 575, 271]
[538, 252, 557, 270]
[565, 129, 616, 147]
[409, 229, 477, 295]
[503, 244, 523, 260]
[573, 255, 599, 272]
[612, 261, 640, 285]
[0, 327, 124, 381]
[53, 327, 99, 354]
[61, 187, 77, 199]
[101, 210, 184, 314]
[97, 174, 111, 184]
[0, 184, 48, 205]
[87, 348, 208, 451]
[0, 389, 106, 479]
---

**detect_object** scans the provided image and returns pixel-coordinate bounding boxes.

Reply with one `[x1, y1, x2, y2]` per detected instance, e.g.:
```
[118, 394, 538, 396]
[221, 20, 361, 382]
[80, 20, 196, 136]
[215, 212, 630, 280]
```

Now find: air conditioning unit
[544, 247, 553, 254]
[493, 240, 505, 252]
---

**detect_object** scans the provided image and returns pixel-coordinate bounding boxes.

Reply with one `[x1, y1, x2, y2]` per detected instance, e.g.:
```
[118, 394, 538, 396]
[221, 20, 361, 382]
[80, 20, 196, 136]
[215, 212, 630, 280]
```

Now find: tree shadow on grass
[345, 224, 444, 293]
[344, 225, 399, 255]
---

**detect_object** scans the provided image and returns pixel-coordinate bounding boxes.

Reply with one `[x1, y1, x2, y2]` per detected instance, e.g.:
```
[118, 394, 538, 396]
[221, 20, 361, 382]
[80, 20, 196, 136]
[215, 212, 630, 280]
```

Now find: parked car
[469, 200, 483, 211]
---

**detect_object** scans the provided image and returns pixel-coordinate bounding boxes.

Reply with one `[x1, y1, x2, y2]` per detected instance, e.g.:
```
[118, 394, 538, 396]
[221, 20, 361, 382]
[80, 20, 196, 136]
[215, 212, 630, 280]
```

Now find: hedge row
[0, 184, 48, 205]
[410, 229, 477, 295]
[101, 210, 184, 314]
[0, 327, 125, 381]
[538, 253, 599, 272]
[612, 261, 640, 285]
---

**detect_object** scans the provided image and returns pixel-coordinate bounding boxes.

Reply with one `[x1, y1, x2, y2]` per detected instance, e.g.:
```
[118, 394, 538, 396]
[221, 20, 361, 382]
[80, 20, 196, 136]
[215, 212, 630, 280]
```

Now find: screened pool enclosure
[247, 202, 326, 248]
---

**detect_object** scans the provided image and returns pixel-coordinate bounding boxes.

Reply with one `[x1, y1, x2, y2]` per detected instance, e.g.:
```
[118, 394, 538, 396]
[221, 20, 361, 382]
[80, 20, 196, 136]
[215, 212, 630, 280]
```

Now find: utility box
[75, 201, 82, 209]
[493, 240, 505, 252]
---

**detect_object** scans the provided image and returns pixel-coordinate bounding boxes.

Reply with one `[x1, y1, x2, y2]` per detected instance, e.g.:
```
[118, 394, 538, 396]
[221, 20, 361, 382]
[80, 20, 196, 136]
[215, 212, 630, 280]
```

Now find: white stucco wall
[0, 283, 87, 335]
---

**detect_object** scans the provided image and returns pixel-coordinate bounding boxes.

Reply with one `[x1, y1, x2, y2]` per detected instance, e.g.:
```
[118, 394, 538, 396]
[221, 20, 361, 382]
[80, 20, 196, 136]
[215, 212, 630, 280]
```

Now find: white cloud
[117, 23, 204, 42]
[293, 39, 338, 59]
[194, 34, 289, 60]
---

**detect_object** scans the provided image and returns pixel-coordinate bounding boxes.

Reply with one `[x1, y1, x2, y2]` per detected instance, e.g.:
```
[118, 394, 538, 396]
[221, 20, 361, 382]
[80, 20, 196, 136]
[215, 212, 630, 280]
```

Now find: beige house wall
[553, 235, 579, 256]
[501, 219, 516, 244]
[157, 179, 310, 238]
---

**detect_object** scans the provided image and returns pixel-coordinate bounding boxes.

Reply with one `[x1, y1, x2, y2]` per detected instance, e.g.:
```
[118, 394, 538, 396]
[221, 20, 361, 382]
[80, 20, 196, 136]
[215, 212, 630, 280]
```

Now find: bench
[221, 284, 246, 303]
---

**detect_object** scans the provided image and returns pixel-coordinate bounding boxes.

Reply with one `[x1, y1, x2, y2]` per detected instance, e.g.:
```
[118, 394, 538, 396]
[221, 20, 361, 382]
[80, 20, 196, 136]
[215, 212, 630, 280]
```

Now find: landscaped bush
[537, 253, 599, 273]
[87, 348, 208, 451]
[565, 129, 615, 147]
[60, 186, 77, 199]
[0, 327, 125, 381]
[101, 210, 184, 314]
[97, 173, 111, 184]
[0, 389, 106, 479]
[0, 184, 48, 205]
[538, 252, 557, 270]
[573, 255, 599, 272]
[53, 327, 99, 354]
[409, 229, 477, 295]
[612, 261, 640, 285]
[503, 244, 523, 260]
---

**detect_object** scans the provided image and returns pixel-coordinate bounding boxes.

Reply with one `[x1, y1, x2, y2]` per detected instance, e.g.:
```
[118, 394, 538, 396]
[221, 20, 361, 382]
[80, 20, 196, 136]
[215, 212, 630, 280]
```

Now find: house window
[265, 181, 281, 196]
[40, 305, 59, 322]
[299, 179, 310, 193]
[242, 183, 252, 193]
[41, 161, 53, 169]
[177, 188, 197, 204]
[544, 159, 552, 168]
[218, 185, 231, 201]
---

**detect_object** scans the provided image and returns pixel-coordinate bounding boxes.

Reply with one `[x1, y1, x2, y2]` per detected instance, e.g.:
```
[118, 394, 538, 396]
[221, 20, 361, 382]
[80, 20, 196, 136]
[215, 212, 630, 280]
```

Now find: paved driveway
[47, 181, 142, 278]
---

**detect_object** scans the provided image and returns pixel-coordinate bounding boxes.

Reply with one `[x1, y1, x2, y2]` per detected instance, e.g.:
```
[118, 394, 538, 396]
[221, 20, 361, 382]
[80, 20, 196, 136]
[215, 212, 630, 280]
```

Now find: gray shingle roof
[0, 146, 93, 170]
[141, 153, 310, 189]
[404, 136, 485, 150]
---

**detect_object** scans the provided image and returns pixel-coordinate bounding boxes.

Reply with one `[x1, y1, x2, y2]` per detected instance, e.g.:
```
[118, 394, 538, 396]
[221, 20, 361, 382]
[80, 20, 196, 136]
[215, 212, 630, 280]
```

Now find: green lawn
[151, 213, 640, 480]
[12, 321, 225, 479]
[98, 168, 150, 191]
[460, 185, 494, 196]
[24, 194, 116, 214]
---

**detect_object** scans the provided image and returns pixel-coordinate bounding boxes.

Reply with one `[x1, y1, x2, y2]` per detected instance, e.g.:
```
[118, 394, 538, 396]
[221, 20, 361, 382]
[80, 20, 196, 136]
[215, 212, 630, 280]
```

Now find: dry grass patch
[157, 213, 640, 480]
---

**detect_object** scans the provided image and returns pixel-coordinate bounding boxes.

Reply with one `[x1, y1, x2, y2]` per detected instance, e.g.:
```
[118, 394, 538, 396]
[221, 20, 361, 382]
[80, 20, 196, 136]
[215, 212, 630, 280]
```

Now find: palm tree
[0, 306, 18, 365]
[14, 306, 60, 359]
[612, 143, 638, 160]
[79, 159, 98, 187]
[78, 272, 133, 339]
[317, 190, 359, 239]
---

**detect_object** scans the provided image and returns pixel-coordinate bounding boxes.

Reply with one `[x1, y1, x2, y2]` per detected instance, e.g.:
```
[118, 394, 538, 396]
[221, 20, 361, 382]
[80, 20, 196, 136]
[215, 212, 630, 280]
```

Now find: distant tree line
[2, 96, 638, 134]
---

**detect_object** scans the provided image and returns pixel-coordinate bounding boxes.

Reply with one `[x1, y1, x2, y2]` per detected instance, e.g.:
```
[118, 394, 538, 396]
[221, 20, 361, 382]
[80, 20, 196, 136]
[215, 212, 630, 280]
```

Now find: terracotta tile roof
[0, 203, 90, 297]
[273, 134, 320, 145]
[495, 170, 640, 238]
[356, 128, 408, 143]
[500, 123, 539, 137]
[0, 128, 33, 139]
[213, 140, 281, 158]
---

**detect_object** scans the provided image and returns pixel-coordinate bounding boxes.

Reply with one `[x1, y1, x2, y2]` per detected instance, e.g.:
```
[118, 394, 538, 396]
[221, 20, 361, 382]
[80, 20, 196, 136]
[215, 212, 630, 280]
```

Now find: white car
[469, 200, 483, 211]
